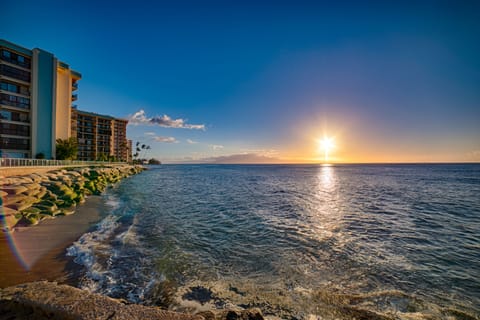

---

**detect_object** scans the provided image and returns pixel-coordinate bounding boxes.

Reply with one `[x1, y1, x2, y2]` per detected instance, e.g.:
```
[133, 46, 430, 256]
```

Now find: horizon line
[158, 161, 480, 165]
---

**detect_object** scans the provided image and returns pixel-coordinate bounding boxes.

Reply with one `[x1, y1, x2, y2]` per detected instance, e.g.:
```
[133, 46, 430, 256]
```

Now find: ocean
[66, 164, 480, 319]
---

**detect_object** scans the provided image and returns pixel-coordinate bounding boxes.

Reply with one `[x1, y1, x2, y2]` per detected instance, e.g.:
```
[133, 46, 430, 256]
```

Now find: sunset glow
[318, 137, 335, 162]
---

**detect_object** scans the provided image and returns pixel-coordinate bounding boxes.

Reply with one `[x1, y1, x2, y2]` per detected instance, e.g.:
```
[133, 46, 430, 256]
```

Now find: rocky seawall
[0, 165, 144, 231]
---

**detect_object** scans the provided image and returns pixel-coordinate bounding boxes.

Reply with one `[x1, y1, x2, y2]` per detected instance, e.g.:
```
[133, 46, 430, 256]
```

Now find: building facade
[1, 39, 130, 162]
[71, 108, 129, 161]
[0, 39, 80, 159]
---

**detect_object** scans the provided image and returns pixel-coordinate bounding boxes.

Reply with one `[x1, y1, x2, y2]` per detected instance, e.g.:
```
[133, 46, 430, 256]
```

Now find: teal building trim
[0, 39, 32, 56]
[33, 49, 55, 159]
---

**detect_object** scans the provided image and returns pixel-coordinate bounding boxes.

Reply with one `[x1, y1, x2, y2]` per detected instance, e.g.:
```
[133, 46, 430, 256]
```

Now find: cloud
[211, 144, 224, 151]
[187, 139, 198, 144]
[129, 109, 205, 130]
[144, 132, 156, 136]
[154, 136, 178, 143]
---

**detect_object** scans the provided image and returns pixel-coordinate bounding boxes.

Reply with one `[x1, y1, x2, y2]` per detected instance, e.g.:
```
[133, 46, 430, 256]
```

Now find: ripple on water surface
[67, 164, 480, 319]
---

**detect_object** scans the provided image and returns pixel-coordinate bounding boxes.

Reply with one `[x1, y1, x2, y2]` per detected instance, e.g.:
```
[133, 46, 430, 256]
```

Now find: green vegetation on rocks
[0, 165, 144, 231]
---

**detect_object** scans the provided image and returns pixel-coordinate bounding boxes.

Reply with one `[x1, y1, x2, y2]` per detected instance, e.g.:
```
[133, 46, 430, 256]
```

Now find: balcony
[72, 82, 78, 91]
[0, 123, 30, 137]
[71, 94, 78, 101]
[0, 93, 30, 110]
[0, 64, 31, 82]
[0, 54, 31, 69]
[0, 137, 29, 150]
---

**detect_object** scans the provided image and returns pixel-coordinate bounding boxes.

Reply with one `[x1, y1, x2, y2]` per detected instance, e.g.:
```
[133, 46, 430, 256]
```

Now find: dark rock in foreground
[0, 282, 266, 320]
[0, 281, 203, 320]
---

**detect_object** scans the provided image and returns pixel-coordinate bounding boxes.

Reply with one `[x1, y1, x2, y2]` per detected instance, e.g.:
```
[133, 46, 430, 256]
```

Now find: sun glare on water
[318, 137, 335, 162]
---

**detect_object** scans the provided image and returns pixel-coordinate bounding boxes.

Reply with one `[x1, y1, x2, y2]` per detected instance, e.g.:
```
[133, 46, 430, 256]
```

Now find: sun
[318, 137, 335, 162]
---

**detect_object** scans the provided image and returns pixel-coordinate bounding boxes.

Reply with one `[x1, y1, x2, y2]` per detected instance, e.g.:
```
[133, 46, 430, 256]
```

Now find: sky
[2, 0, 479, 163]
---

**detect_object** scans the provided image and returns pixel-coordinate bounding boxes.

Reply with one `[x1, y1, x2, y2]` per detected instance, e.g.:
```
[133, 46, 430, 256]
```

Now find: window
[0, 65, 30, 82]
[0, 137, 30, 150]
[0, 122, 29, 136]
[0, 110, 29, 122]
[2, 50, 11, 58]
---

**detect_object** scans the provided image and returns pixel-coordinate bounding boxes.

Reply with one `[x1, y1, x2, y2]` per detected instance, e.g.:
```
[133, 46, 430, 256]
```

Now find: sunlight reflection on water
[68, 164, 480, 319]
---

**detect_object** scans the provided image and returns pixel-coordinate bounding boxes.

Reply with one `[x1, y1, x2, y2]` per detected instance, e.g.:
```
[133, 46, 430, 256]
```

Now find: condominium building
[113, 119, 129, 162]
[71, 108, 129, 161]
[127, 139, 133, 163]
[0, 39, 81, 159]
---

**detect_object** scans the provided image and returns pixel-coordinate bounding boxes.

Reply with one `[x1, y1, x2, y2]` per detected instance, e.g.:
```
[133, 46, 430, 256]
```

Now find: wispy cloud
[211, 144, 224, 151]
[129, 109, 205, 130]
[154, 136, 178, 143]
[144, 132, 156, 136]
[187, 139, 198, 144]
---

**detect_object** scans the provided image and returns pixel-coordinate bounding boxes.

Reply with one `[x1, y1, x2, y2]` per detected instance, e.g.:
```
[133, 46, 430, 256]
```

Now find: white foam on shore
[104, 193, 122, 211]
[66, 214, 120, 293]
[66, 205, 162, 303]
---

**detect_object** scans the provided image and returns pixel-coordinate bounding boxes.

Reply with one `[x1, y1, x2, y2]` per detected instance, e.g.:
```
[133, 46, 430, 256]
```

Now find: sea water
[67, 164, 480, 319]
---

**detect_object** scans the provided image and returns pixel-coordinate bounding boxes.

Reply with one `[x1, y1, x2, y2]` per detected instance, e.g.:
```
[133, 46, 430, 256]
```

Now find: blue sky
[2, 0, 480, 162]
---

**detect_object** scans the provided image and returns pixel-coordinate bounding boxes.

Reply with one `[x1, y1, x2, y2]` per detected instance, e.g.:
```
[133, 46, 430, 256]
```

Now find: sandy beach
[0, 196, 106, 288]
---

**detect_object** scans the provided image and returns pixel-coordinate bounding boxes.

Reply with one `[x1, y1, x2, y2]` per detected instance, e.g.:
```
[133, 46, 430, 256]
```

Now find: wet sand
[0, 196, 106, 288]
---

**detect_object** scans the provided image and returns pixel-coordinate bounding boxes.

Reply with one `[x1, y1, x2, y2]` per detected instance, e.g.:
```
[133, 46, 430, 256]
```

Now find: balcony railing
[0, 56, 31, 69]
[0, 98, 30, 110]
[0, 64, 31, 82]
[0, 157, 127, 167]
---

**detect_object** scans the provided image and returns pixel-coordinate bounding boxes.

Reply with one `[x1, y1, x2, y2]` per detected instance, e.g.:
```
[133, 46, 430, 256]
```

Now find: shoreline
[0, 165, 144, 288]
[0, 195, 107, 288]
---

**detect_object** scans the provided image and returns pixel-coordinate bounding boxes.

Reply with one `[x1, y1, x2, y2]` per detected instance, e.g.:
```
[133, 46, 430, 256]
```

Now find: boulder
[24, 183, 41, 190]
[4, 196, 39, 211]
[32, 202, 58, 214]
[36, 187, 48, 200]
[2, 194, 27, 206]
[1, 185, 28, 195]
[0, 281, 203, 320]
[60, 205, 76, 216]
[24, 212, 40, 225]
[1, 207, 21, 230]
[23, 188, 42, 198]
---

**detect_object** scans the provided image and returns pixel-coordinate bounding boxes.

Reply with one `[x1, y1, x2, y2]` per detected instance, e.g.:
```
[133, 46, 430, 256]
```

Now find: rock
[242, 308, 264, 320]
[0, 281, 203, 320]
[1, 207, 20, 230]
[60, 205, 76, 216]
[1, 165, 143, 229]
[39, 214, 55, 221]
[217, 309, 264, 320]
[1, 185, 28, 195]
[24, 212, 40, 225]
[21, 207, 42, 215]
[23, 183, 41, 190]
[196, 311, 216, 320]
[45, 190, 58, 201]
[23, 187, 42, 197]
[2, 194, 27, 206]
[36, 187, 48, 200]
[28, 174, 43, 183]
[32, 202, 58, 214]
[4, 196, 39, 211]
[66, 170, 81, 177]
